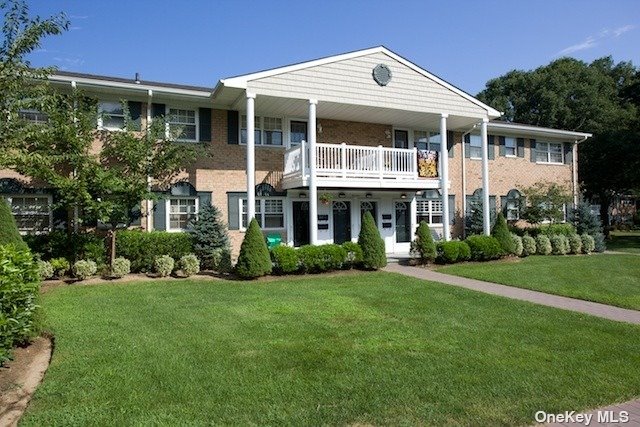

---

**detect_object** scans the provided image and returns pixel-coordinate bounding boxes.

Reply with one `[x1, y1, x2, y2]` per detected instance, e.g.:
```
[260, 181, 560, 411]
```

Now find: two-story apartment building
[0, 46, 591, 255]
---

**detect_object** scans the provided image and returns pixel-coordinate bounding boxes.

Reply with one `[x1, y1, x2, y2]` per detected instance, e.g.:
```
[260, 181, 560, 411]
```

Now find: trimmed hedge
[110, 257, 131, 278]
[492, 213, 515, 254]
[535, 235, 552, 255]
[179, 254, 200, 277]
[511, 234, 524, 257]
[436, 240, 471, 264]
[358, 211, 386, 270]
[0, 245, 40, 364]
[341, 242, 363, 269]
[115, 230, 193, 273]
[72, 260, 97, 280]
[465, 235, 504, 261]
[155, 255, 175, 277]
[298, 244, 347, 273]
[412, 221, 436, 264]
[235, 218, 272, 279]
[581, 234, 595, 254]
[568, 234, 582, 254]
[539, 223, 576, 236]
[522, 235, 536, 256]
[24, 231, 106, 265]
[550, 234, 569, 255]
[270, 245, 300, 275]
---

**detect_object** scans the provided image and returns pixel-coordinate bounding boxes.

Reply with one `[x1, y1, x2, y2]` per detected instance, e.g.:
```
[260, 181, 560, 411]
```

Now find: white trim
[239, 115, 285, 148]
[239, 196, 286, 232]
[487, 122, 592, 139]
[4, 194, 54, 235]
[97, 100, 127, 131]
[165, 105, 199, 142]
[165, 196, 199, 232]
[535, 141, 564, 165]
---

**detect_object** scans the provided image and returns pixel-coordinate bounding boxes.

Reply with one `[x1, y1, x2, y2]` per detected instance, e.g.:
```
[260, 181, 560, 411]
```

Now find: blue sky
[24, 0, 640, 95]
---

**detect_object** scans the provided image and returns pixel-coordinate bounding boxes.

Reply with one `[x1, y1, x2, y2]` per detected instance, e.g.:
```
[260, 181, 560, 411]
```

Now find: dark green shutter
[227, 192, 246, 230]
[199, 108, 212, 142]
[501, 196, 507, 215]
[564, 142, 573, 165]
[153, 197, 166, 231]
[197, 191, 212, 208]
[227, 110, 239, 145]
[448, 195, 455, 225]
[464, 134, 470, 158]
[488, 135, 495, 160]
[152, 103, 165, 118]
[498, 136, 506, 156]
[127, 101, 142, 131]
[530, 139, 537, 162]
[517, 138, 525, 157]
[447, 131, 454, 158]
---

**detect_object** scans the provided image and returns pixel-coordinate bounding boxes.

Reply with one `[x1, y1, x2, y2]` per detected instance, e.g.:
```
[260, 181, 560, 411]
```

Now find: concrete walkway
[384, 263, 640, 325]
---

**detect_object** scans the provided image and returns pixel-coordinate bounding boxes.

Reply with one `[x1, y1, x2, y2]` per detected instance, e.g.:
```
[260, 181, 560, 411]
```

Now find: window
[536, 142, 563, 164]
[6, 195, 52, 233]
[241, 198, 284, 230]
[168, 198, 197, 231]
[469, 134, 482, 159]
[394, 130, 409, 149]
[416, 199, 443, 225]
[18, 109, 48, 124]
[414, 131, 440, 152]
[505, 189, 522, 220]
[289, 120, 307, 146]
[505, 137, 516, 157]
[98, 101, 126, 130]
[168, 108, 197, 141]
[241, 116, 283, 146]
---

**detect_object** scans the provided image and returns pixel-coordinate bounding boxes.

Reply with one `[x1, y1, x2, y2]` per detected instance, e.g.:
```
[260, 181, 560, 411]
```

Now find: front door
[292, 201, 310, 247]
[332, 201, 351, 244]
[360, 201, 377, 225]
[395, 201, 412, 247]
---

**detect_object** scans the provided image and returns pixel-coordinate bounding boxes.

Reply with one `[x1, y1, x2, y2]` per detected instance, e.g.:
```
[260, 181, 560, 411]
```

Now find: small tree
[0, 198, 27, 250]
[571, 199, 602, 235]
[521, 182, 571, 224]
[412, 220, 436, 264]
[492, 212, 515, 254]
[235, 218, 272, 279]
[465, 200, 496, 236]
[358, 211, 386, 270]
[188, 204, 230, 269]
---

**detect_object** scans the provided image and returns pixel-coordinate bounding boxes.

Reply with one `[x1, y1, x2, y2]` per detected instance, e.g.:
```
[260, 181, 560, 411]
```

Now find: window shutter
[227, 192, 246, 230]
[153, 198, 166, 231]
[447, 131, 454, 158]
[151, 103, 165, 118]
[448, 195, 455, 225]
[488, 135, 495, 160]
[530, 139, 537, 162]
[464, 134, 470, 158]
[199, 108, 212, 142]
[501, 196, 507, 215]
[498, 136, 506, 156]
[564, 142, 573, 165]
[127, 101, 142, 131]
[197, 191, 212, 208]
[227, 110, 239, 145]
[517, 138, 525, 157]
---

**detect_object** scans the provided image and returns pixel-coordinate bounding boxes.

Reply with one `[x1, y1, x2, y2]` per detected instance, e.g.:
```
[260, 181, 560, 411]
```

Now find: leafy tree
[235, 218, 272, 279]
[521, 182, 571, 224]
[0, 197, 27, 250]
[357, 211, 386, 269]
[491, 212, 515, 254]
[188, 203, 230, 269]
[412, 220, 436, 264]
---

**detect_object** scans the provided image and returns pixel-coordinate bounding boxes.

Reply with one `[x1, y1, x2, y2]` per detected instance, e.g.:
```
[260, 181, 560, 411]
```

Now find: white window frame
[166, 197, 198, 232]
[536, 141, 564, 164]
[504, 136, 517, 157]
[4, 194, 53, 234]
[286, 118, 308, 148]
[416, 199, 443, 225]
[98, 101, 127, 131]
[18, 109, 48, 125]
[469, 134, 482, 160]
[240, 115, 284, 148]
[239, 197, 286, 231]
[166, 106, 199, 142]
[413, 130, 441, 152]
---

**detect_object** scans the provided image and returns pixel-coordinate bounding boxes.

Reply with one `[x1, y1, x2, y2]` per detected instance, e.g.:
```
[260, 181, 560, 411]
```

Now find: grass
[23, 273, 640, 425]
[608, 231, 640, 254]
[438, 254, 640, 310]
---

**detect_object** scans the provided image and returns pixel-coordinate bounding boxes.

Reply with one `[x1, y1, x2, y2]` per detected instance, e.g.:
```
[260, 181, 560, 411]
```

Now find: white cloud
[558, 36, 597, 55]
[613, 24, 635, 37]
[53, 56, 85, 67]
[556, 24, 635, 56]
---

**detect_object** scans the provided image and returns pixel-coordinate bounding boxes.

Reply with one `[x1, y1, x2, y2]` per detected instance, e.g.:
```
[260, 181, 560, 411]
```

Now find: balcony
[282, 142, 440, 190]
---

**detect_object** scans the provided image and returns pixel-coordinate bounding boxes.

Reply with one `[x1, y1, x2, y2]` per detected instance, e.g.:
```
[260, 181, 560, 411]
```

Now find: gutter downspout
[71, 80, 79, 233]
[572, 135, 589, 208]
[461, 122, 480, 239]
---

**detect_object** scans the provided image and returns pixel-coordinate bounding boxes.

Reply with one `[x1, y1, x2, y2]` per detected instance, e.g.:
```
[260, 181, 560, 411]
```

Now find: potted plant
[319, 193, 333, 205]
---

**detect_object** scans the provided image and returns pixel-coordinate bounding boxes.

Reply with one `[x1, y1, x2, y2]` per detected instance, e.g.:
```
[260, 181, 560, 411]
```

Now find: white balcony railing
[284, 141, 434, 184]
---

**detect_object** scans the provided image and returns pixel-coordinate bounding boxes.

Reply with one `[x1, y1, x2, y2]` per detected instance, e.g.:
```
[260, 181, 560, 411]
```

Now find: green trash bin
[266, 234, 282, 250]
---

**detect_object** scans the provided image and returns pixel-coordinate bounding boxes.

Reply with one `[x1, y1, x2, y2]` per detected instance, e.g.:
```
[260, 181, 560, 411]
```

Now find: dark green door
[332, 201, 351, 244]
[293, 201, 310, 247]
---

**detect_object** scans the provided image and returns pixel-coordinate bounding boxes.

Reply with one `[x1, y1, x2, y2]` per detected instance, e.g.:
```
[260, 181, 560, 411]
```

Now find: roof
[488, 120, 592, 140]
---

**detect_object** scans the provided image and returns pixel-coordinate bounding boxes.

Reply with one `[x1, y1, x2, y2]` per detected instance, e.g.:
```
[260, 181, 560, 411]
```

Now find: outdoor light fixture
[338, 192, 346, 198]
[299, 192, 307, 198]
[400, 193, 407, 199]
[365, 193, 373, 198]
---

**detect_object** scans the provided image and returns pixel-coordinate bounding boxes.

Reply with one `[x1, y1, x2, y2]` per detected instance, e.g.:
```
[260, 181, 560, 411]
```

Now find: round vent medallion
[372, 64, 392, 86]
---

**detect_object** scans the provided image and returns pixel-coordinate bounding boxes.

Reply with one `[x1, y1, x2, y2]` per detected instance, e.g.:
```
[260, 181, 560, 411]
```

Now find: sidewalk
[383, 263, 640, 325]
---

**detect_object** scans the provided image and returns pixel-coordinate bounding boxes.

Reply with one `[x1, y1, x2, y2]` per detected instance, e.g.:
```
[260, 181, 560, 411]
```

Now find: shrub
[188, 204, 231, 269]
[0, 198, 27, 251]
[50, 257, 70, 277]
[535, 235, 552, 255]
[72, 260, 97, 280]
[36, 260, 53, 280]
[492, 212, 515, 254]
[24, 231, 106, 265]
[179, 254, 200, 277]
[539, 223, 576, 236]
[593, 232, 606, 253]
[412, 221, 436, 264]
[235, 218, 272, 279]
[341, 242, 363, 268]
[270, 245, 300, 275]
[115, 230, 193, 272]
[321, 244, 347, 271]
[511, 234, 524, 257]
[0, 245, 40, 364]
[436, 241, 471, 264]
[522, 234, 536, 256]
[358, 211, 386, 270]
[298, 244, 347, 273]
[550, 234, 569, 255]
[110, 257, 131, 278]
[464, 235, 504, 261]
[211, 248, 232, 274]
[572, 201, 602, 235]
[568, 234, 582, 254]
[154, 255, 175, 277]
[581, 234, 595, 254]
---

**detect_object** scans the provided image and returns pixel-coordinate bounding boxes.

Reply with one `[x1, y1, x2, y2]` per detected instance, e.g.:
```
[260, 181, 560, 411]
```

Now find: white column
[146, 89, 153, 231]
[308, 99, 318, 244]
[480, 118, 491, 235]
[246, 92, 256, 222]
[572, 141, 579, 208]
[440, 114, 450, 241]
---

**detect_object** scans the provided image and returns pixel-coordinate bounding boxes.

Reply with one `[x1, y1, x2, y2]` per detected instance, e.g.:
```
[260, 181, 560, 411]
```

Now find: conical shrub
[358, 211, 386, 270]
[235, 218, 272, 279]
[0, 198, 27, 250]
[491, 212, 515, 254]
[413, 220, 436, 264]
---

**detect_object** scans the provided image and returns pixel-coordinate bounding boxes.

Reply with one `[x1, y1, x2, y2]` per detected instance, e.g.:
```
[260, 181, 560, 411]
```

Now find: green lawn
[608, 231, 640, 254]
[23, 273, 640, 425]
[438, 254, 640, 310]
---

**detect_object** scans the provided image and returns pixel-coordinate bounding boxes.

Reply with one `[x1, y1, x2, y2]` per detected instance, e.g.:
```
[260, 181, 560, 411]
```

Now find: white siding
[247, 52, 487, 118]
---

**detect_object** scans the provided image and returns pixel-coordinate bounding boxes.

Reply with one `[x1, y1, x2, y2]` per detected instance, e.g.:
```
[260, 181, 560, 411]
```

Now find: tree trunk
[108, 229, 117, 266]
